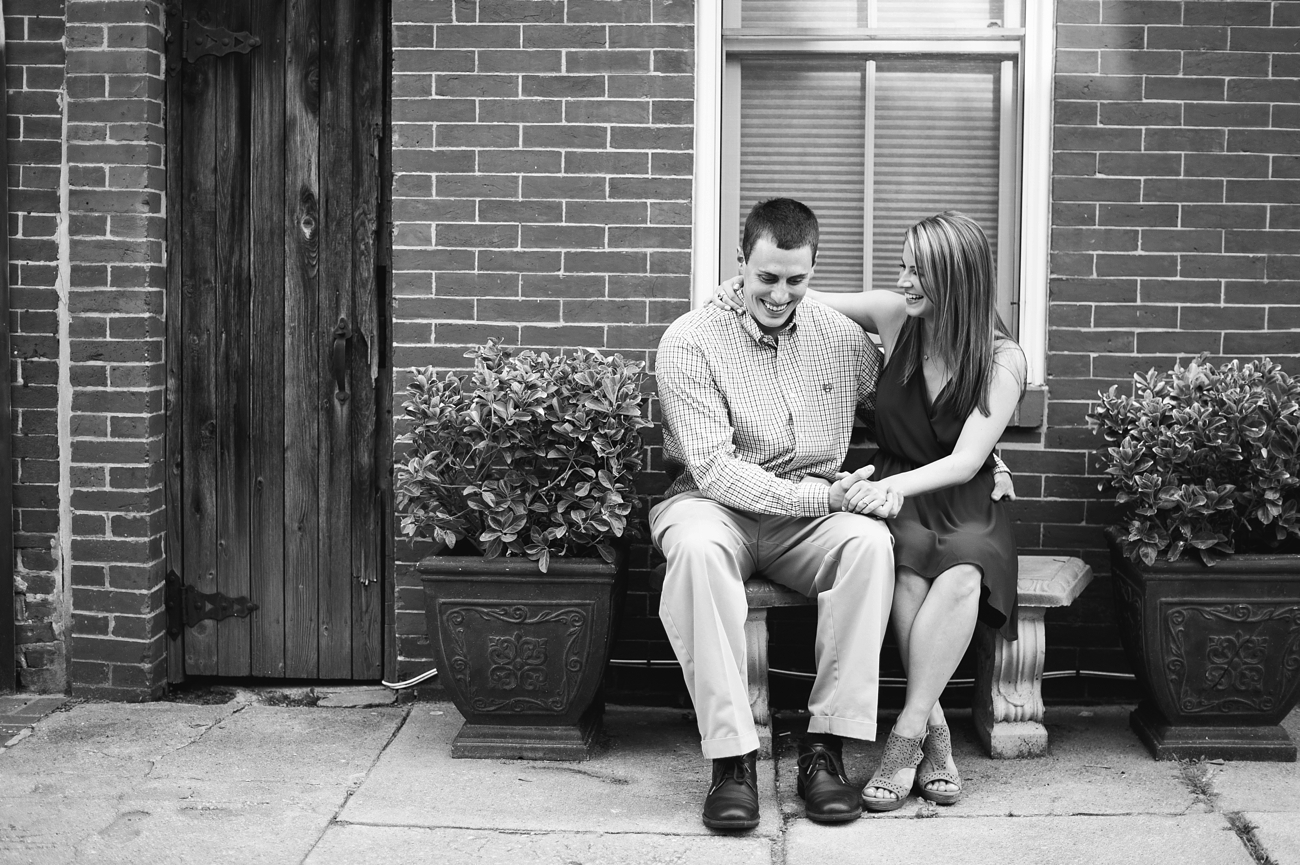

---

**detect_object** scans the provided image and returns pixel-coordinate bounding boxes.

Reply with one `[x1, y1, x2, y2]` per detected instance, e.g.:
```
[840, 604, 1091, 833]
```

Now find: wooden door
[165, 0, 387, 679]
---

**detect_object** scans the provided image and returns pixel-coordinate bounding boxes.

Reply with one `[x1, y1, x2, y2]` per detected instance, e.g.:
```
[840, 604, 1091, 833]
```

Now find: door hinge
[183, 18, 261, 62]
[165, 570, 260, 640]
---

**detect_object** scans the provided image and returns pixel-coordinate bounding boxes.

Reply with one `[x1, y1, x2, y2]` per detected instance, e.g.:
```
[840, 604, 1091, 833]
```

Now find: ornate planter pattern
[419, 550, 626, 760]
[1107, 528, 1300, 762]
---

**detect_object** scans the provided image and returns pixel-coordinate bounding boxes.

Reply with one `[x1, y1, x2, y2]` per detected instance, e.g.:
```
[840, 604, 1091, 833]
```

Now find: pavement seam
[299, 701, 414, 864]
[1177, 758, 1280, 865]
[323, 819, 776, 839]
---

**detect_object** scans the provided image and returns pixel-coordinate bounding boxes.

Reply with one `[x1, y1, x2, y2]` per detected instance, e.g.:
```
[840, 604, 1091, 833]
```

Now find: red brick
[522, 124, 608, 149]
[1056, 24, 1145, 50]
[479, 99, 564, 122]
[1184, 153, 1269, 178]
[1097, 203, 1177, 227]
[1182, 203, 1267, 229]
[478, 49, 563, 73]
[1143, 178, 1224, 203]
[521, 273, 606, 298]
[1183, 102, 1271, 128]
[1095, 253, 1179, 277]
[1179, 253, 1266, 279]
[477, 249, 562, 272]
[435, 24, 521, 49]
[1226, 179, 1300, 203]
[522, 74, 605, 98]
[1141, 229, 1223, 253]
[1143, 76, 1226, 102]
[1057, 50, 1099, 75]
[477, 298, 562, 322]
[568, 0, 652, 24]
[1229, 27, 1300, 53]
[522, 175, 606, 200]
[564, 250, 646, 274]
[1098, 152, 1181, 176]
[1139, 279, 1223, 303]
[1223, 331, 1300, 354]
[1144, 127, 1225, 152]
[520, 224, 605, 248]
[522, 24, 606, 50]
[1182, 51, 1271, 78]
[1055, 73, 1143, 101]
[1055, 126, 1143, 152]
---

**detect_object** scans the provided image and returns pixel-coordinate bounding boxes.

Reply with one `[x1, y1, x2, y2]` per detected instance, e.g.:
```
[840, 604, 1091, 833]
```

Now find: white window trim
[690, 2, 1056, 387]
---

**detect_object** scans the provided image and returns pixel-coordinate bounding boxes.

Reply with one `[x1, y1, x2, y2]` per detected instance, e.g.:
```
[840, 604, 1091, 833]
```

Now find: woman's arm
[845, 347, 1027, 506]
[711, 277, 907, 337]
[805, 288, 906, 337]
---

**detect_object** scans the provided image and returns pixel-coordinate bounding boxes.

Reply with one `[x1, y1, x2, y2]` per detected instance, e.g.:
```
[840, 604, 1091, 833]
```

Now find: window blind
[738, 0, 1008, 29]
[871, 62, 1001, 292]
[738, 60, 866, 292]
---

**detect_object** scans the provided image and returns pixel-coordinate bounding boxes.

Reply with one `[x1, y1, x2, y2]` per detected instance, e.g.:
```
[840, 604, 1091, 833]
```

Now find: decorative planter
[1107, 528, 1300, 761]
[419, 548, 627, 760]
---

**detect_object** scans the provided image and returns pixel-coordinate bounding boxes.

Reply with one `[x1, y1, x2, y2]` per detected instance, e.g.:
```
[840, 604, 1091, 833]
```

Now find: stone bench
[651, 555, 1093, 759]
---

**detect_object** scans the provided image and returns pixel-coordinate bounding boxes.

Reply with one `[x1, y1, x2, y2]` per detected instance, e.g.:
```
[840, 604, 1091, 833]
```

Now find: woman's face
[897, 241, 934, 320]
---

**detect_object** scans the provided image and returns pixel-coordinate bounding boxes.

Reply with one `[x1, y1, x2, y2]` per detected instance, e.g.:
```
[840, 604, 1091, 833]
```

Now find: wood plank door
[165, 0, 387, 680]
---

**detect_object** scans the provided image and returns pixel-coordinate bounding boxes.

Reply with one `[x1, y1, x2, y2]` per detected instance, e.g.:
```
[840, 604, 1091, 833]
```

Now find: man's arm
[658, 332, 856, 517]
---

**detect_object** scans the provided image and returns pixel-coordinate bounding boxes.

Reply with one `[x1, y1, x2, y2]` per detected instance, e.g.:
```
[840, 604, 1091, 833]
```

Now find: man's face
[737, 235, 814, 334]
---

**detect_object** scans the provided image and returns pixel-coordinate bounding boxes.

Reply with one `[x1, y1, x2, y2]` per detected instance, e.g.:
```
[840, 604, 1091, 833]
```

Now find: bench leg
[744, 607, 773, 759]
[973, 606, 1048, 758]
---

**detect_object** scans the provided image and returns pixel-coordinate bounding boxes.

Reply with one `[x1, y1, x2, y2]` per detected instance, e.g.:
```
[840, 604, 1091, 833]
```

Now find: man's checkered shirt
[656, 299, 882, 517]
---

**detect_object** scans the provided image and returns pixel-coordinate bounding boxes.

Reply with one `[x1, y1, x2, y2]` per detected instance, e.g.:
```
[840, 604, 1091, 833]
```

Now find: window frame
[691, 1, 1055, 386]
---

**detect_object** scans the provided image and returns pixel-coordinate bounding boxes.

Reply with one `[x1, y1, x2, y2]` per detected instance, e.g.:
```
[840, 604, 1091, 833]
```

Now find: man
[652, 198, 897, 829]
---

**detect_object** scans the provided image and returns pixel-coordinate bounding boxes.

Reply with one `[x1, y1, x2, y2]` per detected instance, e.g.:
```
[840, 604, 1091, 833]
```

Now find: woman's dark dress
[873, 349, 1018, 641]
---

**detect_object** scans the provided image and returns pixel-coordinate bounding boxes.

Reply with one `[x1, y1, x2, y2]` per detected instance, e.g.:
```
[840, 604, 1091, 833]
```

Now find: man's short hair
[741, 198, 819, 265]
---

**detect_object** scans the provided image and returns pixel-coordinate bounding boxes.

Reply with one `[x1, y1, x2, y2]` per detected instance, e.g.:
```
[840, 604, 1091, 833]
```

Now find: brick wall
[1030, 0, 1300, 694]
[61, 0, 169, 700]
[6, 0, 67, 692]
[389, 0, 694, 687]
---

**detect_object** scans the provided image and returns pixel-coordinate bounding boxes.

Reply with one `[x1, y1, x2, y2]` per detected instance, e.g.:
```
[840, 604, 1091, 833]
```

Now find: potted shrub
[396, 339, 650, 760]
[1090, 354, 1300, 761]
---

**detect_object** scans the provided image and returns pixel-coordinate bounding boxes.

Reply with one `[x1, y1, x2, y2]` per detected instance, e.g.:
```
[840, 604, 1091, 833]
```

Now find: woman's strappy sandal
[862, 728, 925, 813]
[917, 723, 962, 806]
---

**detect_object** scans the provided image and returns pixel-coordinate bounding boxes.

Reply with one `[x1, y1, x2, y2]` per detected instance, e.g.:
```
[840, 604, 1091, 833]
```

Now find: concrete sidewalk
[0, 691, 1295, 865]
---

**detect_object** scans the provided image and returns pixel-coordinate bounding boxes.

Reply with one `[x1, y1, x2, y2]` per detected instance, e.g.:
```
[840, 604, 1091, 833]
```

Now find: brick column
[63, 0, 168, 700]
[6, 2, 69, 691]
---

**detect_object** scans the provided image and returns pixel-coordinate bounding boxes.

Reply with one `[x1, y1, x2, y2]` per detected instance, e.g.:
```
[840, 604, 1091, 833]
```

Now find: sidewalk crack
[299, 702, 414, 863]
[143, 700, 249, 779]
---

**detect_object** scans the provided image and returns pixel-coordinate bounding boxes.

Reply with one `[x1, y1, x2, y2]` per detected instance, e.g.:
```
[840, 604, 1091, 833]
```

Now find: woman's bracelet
[992, 453, 1011, 476]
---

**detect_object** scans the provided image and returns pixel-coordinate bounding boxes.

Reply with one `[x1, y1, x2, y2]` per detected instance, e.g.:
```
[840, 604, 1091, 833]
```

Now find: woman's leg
[862, 568, 928, 804]
[863, 564, 982, 801]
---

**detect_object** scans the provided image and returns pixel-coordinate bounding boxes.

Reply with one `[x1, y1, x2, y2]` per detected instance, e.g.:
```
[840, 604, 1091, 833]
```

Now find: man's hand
[829, 465, 875, 513]
[991, 468, 1016, 501]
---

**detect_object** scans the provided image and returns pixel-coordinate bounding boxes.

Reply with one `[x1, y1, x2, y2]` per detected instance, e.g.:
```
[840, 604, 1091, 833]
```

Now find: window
[693, 0, 1054, 383]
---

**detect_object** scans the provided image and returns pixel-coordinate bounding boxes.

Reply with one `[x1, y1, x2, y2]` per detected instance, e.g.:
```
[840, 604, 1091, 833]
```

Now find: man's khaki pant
[651, 491, 895, 759]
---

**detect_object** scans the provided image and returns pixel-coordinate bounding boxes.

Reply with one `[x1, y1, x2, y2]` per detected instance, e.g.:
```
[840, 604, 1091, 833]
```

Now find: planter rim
[416, 547, 625, 578]
[1105, 526, 1300, 576]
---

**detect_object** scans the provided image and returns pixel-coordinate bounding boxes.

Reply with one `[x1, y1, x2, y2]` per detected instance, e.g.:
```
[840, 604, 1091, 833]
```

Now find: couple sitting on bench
[652, 198, 1026, 829]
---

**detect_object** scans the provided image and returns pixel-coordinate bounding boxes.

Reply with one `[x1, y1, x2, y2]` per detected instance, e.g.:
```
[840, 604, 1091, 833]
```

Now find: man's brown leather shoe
[797, 736, 863, 823]
[702, 750, 759, 830]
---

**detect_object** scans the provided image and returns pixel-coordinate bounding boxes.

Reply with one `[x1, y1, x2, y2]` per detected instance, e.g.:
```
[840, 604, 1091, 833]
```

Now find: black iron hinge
[165, 570, 259, 640]
[183, 18, 261, 62]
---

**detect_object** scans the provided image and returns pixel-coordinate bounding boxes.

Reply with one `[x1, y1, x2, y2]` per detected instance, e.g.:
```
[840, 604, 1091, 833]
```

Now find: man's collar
[737, 304, 801, 346]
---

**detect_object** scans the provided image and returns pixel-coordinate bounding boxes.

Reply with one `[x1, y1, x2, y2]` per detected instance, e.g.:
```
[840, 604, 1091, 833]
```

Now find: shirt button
[822, 383, 832, 392]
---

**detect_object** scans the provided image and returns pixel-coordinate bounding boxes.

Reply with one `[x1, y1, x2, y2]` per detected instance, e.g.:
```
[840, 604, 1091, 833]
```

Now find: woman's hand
[842, 473, 904, 519]
[710, 276, 746, 312]
[990, 469, 1016, 502]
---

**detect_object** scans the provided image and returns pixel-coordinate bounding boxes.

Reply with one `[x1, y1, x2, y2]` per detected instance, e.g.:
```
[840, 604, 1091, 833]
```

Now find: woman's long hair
[893, 212, 1020, 419]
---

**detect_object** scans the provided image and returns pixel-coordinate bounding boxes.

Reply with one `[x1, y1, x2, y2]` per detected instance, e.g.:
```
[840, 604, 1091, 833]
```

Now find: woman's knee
[937, 564, 983, 602]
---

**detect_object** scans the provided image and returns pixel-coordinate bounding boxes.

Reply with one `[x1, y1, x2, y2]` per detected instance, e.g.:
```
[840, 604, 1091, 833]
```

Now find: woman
[715, 212, 1025, 810]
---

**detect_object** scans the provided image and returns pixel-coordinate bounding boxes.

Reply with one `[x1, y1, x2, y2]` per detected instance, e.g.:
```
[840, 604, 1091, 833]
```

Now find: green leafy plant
[1089, 355, 1300, 566]
[395, 339, 651, 572]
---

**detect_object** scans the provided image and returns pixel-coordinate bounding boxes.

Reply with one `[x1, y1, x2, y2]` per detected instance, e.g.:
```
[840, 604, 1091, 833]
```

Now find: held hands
[711, 276, 746, 312]
[831, 466, 904, 519]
